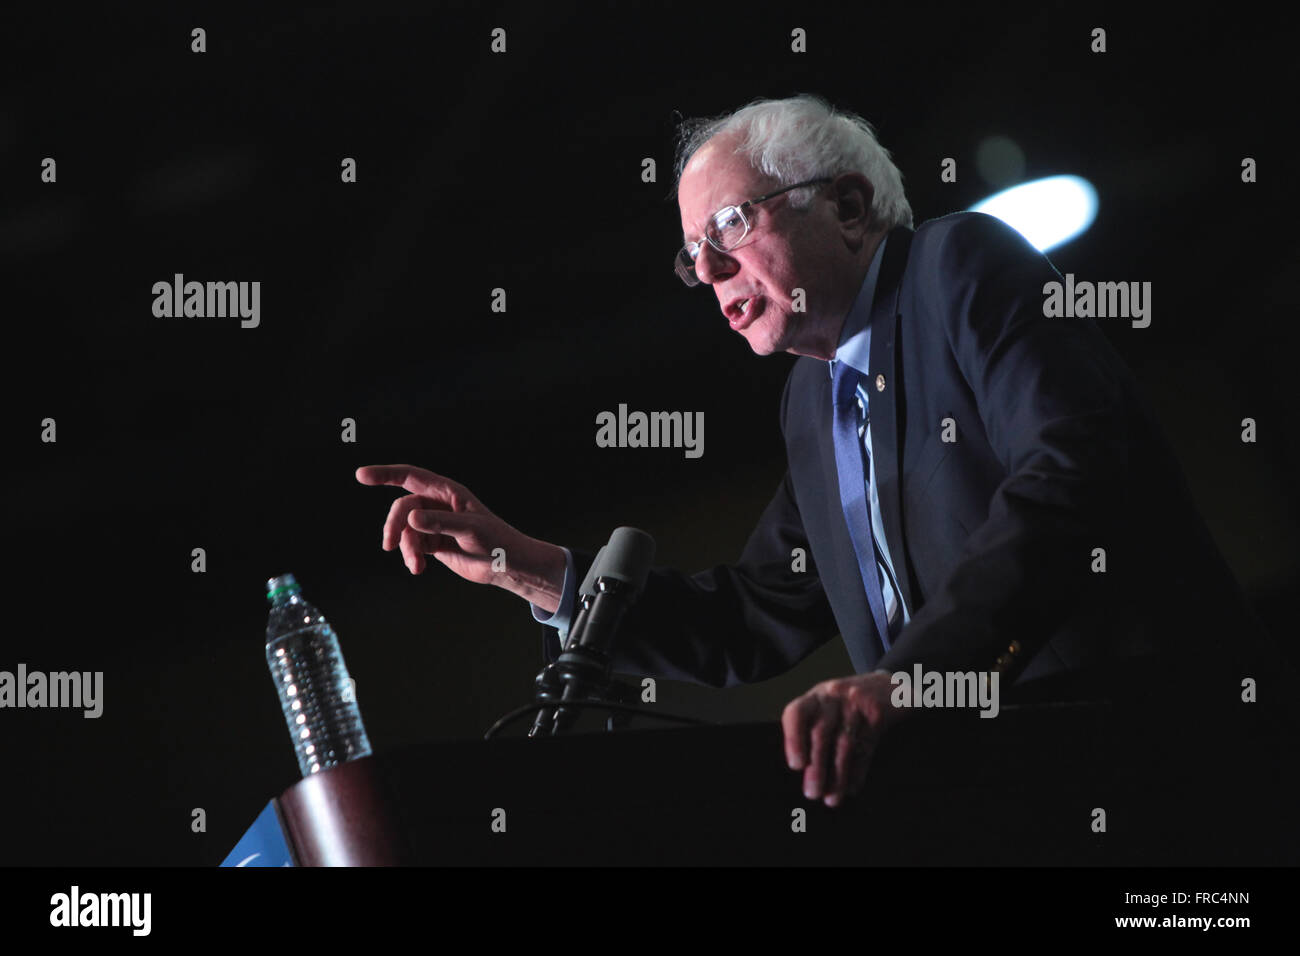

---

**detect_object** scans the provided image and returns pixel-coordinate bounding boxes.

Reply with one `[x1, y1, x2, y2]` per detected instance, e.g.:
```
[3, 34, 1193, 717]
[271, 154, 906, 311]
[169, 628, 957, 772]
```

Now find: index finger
[355, 464, 448, 496]
[781, 694, 820, 771]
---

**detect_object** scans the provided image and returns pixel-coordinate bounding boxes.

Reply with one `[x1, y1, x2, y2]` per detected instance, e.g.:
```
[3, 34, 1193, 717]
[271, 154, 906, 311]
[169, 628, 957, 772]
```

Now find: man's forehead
[679, 141, 771, 238]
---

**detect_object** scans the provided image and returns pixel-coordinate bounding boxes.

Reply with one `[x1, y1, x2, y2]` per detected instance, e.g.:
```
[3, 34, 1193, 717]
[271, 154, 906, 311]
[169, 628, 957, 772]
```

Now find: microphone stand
[528, 659, 565, 738]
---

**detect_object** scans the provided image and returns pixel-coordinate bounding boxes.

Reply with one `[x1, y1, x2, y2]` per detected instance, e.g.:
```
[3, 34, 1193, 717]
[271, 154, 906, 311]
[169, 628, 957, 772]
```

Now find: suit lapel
[867, 226, 917, 616]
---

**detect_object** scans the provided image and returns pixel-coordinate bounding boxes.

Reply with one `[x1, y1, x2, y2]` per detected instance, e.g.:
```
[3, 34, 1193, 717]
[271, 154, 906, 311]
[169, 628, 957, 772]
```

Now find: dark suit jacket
[544, 212, 1274, 703]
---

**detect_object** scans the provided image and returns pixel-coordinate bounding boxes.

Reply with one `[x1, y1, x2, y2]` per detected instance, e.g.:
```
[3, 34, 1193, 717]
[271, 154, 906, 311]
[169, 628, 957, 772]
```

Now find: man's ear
[834, 172, 875, 238]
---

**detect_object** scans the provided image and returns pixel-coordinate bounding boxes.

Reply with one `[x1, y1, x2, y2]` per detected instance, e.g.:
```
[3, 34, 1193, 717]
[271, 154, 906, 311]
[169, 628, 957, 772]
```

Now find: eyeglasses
[674, 177, 833, 286]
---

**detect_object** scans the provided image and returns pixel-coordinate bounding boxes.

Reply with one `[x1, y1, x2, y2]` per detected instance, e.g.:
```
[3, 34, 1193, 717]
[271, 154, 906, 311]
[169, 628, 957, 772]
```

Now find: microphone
[549, 527, 655, 734]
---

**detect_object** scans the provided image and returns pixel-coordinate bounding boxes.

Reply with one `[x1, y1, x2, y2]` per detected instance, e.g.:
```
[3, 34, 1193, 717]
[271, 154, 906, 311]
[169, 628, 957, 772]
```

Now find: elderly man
[358, 95, 1270, 807]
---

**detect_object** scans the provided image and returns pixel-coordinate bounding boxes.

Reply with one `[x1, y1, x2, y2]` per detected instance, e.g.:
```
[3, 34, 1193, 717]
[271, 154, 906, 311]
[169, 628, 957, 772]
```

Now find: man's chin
[740, 328, 781, 356]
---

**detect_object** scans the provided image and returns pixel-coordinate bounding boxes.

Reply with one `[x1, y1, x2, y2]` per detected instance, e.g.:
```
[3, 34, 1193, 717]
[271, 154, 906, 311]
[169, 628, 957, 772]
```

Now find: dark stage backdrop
[2, 2, 1296, 865]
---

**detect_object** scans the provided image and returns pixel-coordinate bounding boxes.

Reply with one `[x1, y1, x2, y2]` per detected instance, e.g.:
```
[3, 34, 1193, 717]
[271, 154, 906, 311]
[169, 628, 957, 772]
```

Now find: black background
[2, 1, 1297, 866]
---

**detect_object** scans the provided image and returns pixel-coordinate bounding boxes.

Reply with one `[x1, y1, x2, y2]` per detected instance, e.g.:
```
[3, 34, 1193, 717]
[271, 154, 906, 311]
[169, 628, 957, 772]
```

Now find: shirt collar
[828, 234, 889, 381]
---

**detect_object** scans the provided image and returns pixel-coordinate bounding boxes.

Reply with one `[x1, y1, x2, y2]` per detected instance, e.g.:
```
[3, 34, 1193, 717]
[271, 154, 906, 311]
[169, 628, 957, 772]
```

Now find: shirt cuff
[531, 546, 577, 638]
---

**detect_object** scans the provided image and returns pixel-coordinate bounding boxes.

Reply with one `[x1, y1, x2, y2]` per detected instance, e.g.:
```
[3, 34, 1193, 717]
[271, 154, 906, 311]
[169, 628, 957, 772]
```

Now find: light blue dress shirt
[533, 235, 910, 643]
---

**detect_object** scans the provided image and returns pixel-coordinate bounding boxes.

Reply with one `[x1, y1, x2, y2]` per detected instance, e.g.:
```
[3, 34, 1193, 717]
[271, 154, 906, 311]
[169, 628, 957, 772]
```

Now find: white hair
[672, 93, 913, 230]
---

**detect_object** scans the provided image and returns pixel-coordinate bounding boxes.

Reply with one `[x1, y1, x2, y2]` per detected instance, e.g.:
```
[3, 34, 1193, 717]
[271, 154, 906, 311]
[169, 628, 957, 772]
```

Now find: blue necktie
[831, 360, 894, 653]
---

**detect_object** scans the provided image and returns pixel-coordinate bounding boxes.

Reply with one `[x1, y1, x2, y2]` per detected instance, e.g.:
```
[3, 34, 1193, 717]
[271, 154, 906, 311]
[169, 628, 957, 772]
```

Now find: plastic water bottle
[265, 573, 372, 776]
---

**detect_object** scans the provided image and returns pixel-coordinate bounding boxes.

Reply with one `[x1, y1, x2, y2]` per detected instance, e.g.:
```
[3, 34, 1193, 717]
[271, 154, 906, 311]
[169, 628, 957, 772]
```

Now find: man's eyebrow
[682, 211, 709, 244]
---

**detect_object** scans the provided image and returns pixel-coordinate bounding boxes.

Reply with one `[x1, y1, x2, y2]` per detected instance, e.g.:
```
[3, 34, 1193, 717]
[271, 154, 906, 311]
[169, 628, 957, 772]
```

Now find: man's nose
[694, 242, 737, 285]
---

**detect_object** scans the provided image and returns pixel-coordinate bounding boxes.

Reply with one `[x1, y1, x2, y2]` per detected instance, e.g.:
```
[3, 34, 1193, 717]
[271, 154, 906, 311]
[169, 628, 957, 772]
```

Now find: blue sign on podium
[220, 800, 295, 867]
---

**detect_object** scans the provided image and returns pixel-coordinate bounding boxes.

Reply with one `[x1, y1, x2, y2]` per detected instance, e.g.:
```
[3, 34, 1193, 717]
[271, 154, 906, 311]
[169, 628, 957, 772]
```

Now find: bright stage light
[968, 175, 1098, 251]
